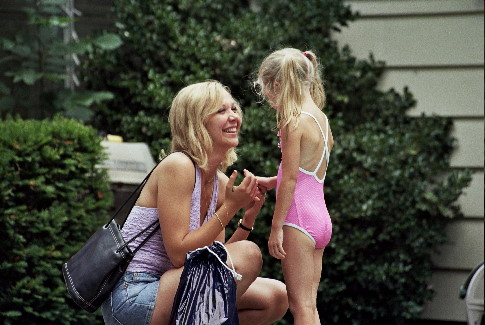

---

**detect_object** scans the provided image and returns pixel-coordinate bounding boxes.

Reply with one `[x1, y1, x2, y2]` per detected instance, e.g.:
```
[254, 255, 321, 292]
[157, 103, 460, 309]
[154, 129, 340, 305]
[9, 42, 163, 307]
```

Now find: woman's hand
[225, 169, 260, 212]
[243, 187, 266, 224]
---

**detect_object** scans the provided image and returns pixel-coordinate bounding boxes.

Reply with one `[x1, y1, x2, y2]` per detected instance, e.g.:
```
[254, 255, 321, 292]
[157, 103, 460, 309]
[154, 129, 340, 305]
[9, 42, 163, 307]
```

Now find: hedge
[0, 116, 112, 324]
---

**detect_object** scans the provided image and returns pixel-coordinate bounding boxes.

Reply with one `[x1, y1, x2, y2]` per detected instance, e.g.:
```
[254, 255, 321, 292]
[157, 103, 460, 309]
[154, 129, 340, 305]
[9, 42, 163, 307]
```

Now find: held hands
[255, 176, 277, 192]
[243, 186, 266, 222]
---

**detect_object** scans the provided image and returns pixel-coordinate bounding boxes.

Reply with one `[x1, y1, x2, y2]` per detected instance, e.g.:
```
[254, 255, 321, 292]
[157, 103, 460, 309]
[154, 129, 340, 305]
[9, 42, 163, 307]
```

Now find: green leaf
[53, 41, 91, 55]
[7, 70, 43, 85]
[3, 311, 22, 317]
[7, 43, 31, 57]
[64, 107, 95, 121]
[93, 34, 122, 50]
[424, 191, 438, 203]
[1, 37, 16, 50]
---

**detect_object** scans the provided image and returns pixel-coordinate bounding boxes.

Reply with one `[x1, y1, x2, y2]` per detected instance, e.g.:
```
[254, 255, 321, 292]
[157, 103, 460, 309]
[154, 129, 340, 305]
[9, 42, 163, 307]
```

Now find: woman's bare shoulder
[156, 152, 196, 186]
[160, 151, 195, 168]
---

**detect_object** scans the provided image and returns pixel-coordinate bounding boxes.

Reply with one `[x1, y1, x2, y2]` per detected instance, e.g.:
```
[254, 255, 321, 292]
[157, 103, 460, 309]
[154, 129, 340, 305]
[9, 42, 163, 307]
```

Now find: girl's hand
[225, 169, 260, 212]
[256, 176, 277, 192]
[268, 226, 286, 259]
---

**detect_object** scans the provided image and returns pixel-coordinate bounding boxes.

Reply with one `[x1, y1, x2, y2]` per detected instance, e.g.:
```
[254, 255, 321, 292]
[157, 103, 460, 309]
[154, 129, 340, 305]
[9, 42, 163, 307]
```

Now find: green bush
[0, 116, 111, 324]
[84, 0, 471, 324]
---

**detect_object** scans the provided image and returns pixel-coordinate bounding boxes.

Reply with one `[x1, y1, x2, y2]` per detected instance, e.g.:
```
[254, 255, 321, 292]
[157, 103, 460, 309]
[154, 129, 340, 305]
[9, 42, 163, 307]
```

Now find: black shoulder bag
[62, 150, 194, 313]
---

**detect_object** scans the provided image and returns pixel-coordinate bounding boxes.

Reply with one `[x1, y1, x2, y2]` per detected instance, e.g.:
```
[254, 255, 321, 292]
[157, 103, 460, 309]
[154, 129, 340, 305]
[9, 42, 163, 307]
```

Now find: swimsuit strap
[301, 111, 329, 176]
[322, 117, 330, 181]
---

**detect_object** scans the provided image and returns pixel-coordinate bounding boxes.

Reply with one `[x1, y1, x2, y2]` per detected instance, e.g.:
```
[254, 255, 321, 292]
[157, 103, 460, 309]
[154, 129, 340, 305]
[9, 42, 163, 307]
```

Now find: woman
[102, 80, 288, 325]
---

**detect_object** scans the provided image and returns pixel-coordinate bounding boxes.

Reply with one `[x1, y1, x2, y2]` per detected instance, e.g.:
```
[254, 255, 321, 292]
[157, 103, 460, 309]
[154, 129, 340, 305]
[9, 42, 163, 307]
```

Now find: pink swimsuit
[276, 111, 332, 249]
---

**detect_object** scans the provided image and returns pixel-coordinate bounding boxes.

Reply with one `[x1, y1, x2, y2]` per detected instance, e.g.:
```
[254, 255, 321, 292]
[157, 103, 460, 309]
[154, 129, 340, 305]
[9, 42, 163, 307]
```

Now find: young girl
[254, 48, 333, 325]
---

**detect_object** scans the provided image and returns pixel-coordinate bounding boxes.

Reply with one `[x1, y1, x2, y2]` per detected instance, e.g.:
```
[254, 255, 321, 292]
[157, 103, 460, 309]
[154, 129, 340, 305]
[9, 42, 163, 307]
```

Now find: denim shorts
[102, 271, 160, 325]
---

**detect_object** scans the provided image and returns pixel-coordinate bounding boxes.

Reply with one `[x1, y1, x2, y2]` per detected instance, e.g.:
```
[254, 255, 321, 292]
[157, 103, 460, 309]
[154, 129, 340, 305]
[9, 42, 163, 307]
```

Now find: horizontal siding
[432, 219, 484, 270]
[458, 171, 484, 218]
[346, 0, 484, 16]
[450, 120, 484, 168]
[420, 270, 469, 321]
[334, 14, 484, 67]
[337, 1, 484, 322]
[378, 68, 484, 118]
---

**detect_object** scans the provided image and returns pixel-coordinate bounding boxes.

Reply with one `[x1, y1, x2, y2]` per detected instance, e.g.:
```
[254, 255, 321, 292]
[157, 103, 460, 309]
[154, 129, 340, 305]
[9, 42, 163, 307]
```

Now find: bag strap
[107, 150, 195, 227]
[110, 150, 196, 252]
[106, 165, 158, 227]
[116, 220, 160, 254]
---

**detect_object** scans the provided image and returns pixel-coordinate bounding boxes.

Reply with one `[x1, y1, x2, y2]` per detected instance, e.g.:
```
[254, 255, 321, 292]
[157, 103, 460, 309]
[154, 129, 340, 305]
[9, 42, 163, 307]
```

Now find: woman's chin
[227, 138, 239, 149]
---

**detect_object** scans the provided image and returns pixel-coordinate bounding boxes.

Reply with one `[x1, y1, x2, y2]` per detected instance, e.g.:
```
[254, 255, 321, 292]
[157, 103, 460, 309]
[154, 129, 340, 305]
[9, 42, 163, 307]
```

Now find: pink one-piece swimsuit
[276, 111, 332, 249]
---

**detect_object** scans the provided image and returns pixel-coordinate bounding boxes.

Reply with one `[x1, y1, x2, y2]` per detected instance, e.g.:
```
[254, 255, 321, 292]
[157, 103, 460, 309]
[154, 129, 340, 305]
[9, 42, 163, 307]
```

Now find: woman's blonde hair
[255, 48, 325, 130]
[168, 80, 242, 171]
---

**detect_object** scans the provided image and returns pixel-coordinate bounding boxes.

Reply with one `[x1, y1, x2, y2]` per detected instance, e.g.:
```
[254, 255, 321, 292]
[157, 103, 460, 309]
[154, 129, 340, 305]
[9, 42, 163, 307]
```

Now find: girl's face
[205, 90, 242, 150]
[264, 82, 280, 111]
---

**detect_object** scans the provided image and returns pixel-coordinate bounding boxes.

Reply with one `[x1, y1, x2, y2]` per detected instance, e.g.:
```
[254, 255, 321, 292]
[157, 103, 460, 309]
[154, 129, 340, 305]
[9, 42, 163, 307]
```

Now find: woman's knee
[270, 280, 289, 317]
[227, 241, 262, 277]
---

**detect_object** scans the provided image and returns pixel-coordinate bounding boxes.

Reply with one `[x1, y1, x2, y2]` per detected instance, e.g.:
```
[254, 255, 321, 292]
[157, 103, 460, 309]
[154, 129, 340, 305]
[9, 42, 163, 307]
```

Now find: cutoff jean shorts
[102, 271, 160, 325]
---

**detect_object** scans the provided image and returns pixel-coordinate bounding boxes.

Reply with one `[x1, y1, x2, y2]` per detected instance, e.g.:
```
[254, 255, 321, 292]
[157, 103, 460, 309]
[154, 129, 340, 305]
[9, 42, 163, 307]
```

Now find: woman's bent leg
[150, 240, 264, 325]
[226, 240, 263, 299]
[150, 267, 184, 325]
[237, 277, 288, 325]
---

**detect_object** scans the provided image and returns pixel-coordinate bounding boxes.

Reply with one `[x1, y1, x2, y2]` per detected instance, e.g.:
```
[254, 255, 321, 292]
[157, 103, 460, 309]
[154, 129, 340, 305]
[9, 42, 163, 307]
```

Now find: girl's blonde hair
[168, 80, 242, 171]
[255, 48, 325, 129]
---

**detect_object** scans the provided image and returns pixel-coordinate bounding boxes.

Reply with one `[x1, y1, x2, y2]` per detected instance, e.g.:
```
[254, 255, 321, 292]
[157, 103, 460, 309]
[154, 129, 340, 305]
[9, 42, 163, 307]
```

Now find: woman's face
[205, 90, 242, 150]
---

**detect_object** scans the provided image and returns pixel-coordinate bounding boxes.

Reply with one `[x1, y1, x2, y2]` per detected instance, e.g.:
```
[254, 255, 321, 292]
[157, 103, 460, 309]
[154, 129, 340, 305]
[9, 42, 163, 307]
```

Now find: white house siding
[332, 0, 484, 322]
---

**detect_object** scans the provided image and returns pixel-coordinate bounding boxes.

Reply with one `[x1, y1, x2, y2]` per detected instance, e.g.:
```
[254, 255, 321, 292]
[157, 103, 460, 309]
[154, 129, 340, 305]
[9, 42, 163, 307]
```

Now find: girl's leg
[150, 240, 264, 325]
[281, 226, 319, 325]
[237, 277, 288, 325]
[312, 248, 324, 325]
